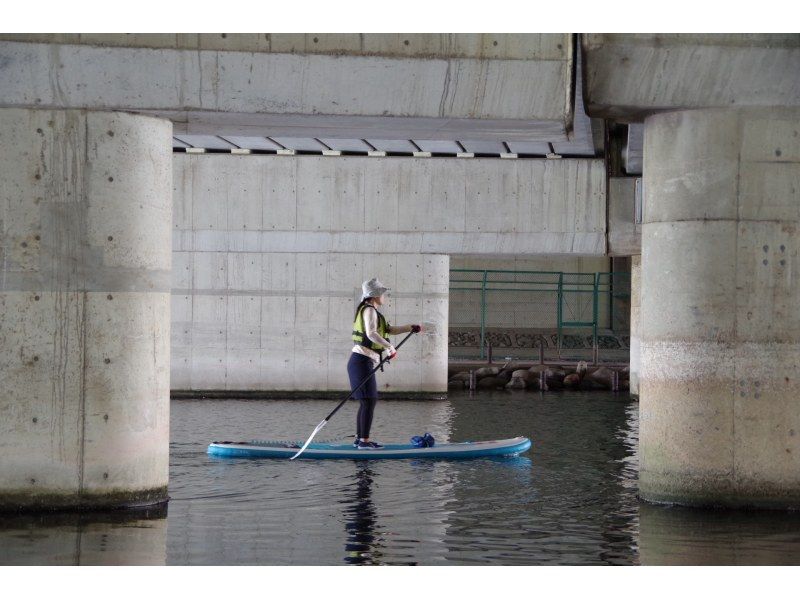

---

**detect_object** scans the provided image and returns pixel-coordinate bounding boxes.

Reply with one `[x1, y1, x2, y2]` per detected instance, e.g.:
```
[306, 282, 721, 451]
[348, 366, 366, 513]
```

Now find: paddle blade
[289, 420, 327, 460]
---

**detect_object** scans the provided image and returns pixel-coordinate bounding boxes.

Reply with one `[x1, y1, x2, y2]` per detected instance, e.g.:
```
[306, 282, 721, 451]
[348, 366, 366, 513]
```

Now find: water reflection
[7, 393, 800, 565]
[0, 504, 168, 565]
[343, 463, 381, 565]
[638, 502, 800, 565]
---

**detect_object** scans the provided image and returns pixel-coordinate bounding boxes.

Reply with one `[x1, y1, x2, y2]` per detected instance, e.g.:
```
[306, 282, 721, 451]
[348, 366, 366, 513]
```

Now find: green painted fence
[449, 269, 631, 359]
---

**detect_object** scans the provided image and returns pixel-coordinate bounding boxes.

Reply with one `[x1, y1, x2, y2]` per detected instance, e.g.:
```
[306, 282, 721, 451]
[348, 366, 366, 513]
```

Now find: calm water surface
[3, 390, 800, 565]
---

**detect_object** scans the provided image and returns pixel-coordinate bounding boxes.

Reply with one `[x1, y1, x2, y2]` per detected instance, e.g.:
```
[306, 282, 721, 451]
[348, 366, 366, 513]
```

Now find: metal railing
[449, 269, 631, 362]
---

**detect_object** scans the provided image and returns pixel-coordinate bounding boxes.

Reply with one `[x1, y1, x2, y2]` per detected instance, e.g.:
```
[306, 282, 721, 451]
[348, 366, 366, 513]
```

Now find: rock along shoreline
[448, 361, 630, 392]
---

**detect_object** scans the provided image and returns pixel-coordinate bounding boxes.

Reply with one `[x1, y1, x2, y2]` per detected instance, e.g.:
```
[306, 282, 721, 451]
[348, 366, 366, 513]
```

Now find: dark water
[3, 390, 800, 565]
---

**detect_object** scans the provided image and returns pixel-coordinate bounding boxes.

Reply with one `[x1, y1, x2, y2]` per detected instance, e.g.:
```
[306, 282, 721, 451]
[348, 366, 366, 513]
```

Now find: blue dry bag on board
[411, 432, 436, 448]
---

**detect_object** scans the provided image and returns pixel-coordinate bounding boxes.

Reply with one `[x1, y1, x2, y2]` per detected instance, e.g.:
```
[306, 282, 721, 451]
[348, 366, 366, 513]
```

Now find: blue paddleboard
[207, 436, 531, 460]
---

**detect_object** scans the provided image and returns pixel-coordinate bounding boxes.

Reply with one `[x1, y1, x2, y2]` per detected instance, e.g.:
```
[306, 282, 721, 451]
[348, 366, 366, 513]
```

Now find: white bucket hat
[361, 277, 390, 301]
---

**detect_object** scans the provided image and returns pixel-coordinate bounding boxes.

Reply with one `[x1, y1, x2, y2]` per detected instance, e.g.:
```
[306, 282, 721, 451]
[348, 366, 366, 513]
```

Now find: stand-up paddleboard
[208, 436, 531, 460]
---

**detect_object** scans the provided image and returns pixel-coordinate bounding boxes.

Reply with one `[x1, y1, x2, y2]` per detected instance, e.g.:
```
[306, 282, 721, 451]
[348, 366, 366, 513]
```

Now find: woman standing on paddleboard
[349, 278, 423, 449]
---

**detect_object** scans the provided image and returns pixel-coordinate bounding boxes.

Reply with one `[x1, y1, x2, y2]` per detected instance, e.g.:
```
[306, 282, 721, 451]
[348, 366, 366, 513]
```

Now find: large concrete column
[629, 255, 641, 396]
[0, 109, 172, 510]
[639, 107, 800, 508]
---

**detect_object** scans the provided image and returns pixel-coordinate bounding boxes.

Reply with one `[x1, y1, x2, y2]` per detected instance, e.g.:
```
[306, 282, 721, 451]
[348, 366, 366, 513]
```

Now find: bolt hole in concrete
[104, 358, 111, 364]
[107, 294, 113, 300]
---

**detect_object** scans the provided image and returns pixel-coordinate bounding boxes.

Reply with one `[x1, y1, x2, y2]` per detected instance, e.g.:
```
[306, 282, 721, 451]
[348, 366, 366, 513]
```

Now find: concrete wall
[172, 155, 606, 256]
[171, 154, 605, 392]
[608, 177, 641, 256]
[582, 34, 800, 121]
[0, 38, 572, 141]
[0, 109, 172, 509]
[171, 251, 448, 393]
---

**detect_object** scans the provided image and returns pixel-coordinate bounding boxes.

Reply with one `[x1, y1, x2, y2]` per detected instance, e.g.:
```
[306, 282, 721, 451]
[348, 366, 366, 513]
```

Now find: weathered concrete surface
[629, 255, 641, 396]
[639, 107, 800, 508]
[582, 34, 800, 121]
[608, 177, 641, 256]
[0, 37, 573, 142]
[0, 109, 172, 510]
[0, 33, 569, 60]
[170, 251, 449, 393]
[172, 155, 607, 256]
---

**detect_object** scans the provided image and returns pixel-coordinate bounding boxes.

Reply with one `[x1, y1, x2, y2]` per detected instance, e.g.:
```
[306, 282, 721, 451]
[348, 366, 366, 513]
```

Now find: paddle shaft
[324, 330, 416, 423]
[289, 331, 416, 460]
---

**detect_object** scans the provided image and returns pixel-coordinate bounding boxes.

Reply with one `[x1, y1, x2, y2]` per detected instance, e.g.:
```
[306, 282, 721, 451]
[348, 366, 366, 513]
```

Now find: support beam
[582, 34, 800, 121]
[0, 38, 573, 142]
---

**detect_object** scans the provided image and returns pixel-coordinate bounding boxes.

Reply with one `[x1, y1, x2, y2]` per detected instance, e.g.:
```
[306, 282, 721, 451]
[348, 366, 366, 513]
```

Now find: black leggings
[356, 397, 378, 440]
[347, 352, 379, 439]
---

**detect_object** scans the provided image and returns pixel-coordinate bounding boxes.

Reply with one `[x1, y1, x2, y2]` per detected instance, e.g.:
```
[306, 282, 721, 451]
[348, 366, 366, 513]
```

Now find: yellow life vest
[352, 303, 390, 353]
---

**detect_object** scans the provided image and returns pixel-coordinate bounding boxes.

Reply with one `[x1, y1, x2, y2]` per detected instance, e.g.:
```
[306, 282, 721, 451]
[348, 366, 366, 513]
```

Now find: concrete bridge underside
[1, 33, 799, 511]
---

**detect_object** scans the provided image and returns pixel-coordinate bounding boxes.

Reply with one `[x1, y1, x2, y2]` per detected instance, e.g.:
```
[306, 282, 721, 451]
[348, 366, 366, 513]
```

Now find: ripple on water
[4, 391, 800, 565]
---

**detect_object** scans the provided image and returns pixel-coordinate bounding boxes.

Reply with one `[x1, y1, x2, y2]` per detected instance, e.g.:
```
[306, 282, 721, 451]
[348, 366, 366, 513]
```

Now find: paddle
[289, 331, 417, 460]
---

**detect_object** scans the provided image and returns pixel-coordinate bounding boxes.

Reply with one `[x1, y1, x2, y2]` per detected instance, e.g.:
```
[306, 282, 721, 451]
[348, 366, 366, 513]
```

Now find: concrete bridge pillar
[629, 254, 641, 396]
[639, 107, 800, 508]
[0, 108, 172, 510]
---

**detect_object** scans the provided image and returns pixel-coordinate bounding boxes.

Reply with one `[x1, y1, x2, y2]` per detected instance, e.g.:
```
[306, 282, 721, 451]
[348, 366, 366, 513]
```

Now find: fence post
[557, 272, 563, 358]
[479, 270, 488, 360]
[593, 273, 599, 365]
